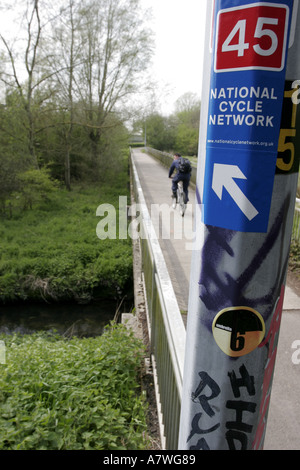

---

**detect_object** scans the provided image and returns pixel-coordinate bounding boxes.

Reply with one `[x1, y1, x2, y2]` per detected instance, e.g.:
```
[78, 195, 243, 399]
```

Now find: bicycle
[172, 181, 187, 217]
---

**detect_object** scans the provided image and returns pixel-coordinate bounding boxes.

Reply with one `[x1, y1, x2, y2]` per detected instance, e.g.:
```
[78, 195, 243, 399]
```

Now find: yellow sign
[212, 307, 265, 357]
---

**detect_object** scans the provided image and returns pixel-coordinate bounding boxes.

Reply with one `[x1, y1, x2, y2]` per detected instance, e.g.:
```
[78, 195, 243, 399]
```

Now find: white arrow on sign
[212, 163, 259, 221]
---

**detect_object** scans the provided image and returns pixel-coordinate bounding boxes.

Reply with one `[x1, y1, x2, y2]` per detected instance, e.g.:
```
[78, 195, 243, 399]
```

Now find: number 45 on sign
[215, 3, 290, 72]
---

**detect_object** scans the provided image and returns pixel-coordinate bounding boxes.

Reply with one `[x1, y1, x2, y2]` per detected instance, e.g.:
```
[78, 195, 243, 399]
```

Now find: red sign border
[214, 2, 290, 73]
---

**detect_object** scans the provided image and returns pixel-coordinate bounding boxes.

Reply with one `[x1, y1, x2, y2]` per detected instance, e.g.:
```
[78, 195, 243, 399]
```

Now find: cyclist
[168, 153, 191, 204]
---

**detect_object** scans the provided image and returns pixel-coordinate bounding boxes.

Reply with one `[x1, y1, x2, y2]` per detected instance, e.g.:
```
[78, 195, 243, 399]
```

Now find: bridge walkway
[131, 147, 300, 450]
[131, 148, 193, 316]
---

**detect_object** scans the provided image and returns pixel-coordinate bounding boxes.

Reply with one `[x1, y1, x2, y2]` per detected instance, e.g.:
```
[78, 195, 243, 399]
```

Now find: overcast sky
[140, 0, 208, 115]
[0, 0, 208, 116]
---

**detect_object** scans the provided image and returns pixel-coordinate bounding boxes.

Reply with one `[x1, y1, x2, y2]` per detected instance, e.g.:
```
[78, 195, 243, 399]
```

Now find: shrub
[0, 324, 148, 450]
[289, 240, 300, 276]
[16, 168, 59, 210]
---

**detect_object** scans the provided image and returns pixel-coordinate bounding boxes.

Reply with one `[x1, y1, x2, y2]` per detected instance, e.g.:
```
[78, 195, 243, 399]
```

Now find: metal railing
[145, 147, 197, 186]
[130, 150, 186, 450]
[146, 147, 300, 244]
[292, 202, 300, 243]
[130, 148, 299, 448]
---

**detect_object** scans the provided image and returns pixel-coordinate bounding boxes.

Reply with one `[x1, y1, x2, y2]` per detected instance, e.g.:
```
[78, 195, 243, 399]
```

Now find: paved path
[132, 148, 300, 450]
[132, 148, 193, 312]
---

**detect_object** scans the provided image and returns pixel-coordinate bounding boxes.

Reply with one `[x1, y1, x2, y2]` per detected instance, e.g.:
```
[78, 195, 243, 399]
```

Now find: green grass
[0, 164, 132, 303]
[0, 324, 149, 450]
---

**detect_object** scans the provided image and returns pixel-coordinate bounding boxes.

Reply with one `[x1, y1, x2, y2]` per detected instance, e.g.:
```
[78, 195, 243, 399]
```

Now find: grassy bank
[0, 324, 149, 450]
[0, 161, 132, 304]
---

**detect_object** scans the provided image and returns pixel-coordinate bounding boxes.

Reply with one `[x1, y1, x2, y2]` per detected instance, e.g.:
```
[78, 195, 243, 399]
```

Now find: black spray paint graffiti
[187, 364, 257, 450]
[196, 187, 292, 330]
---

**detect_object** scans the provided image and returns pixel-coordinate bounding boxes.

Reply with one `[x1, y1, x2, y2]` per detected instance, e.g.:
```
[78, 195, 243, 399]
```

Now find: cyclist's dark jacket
[169, 158, 191, 179]
[169, 158, 191, 201]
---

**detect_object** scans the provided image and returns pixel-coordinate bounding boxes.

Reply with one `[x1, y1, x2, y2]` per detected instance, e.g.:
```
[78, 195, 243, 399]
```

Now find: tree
[75, 0, 153, 161]
[134, 92, 201, 155]
[174, 92, 200, 114]
[46, 0, 153, 184]
[0, 0, 153, 190]
[48, 0, 83, 189]
[174, 93, 201, 155]
[0, 0, 54, 168]
[142, 113, 176, 151]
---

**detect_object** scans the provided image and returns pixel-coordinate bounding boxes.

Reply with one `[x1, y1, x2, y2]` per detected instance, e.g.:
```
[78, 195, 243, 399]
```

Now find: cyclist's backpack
[178, 157, 192, 174]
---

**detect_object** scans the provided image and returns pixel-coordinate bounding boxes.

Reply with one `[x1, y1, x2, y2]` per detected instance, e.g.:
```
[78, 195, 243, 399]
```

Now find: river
[0, 299, 127, 338]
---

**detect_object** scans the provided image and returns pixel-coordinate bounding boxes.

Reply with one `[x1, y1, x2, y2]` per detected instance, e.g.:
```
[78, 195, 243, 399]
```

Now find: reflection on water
[0, 300, 120, 337]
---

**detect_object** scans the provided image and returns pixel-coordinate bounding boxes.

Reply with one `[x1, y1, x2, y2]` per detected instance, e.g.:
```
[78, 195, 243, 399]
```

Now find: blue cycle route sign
[202, 0, 293, 232]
